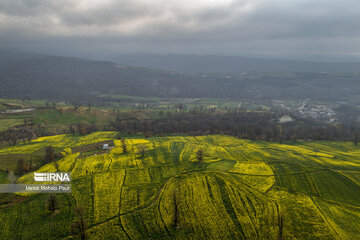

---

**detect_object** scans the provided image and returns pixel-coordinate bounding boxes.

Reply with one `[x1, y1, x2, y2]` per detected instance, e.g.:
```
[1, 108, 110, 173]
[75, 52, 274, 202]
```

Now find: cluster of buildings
[273, 99, 336, 123]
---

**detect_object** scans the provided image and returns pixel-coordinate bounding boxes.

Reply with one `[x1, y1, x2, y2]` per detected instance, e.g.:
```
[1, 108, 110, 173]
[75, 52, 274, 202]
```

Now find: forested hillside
[1, 52, 360, 103]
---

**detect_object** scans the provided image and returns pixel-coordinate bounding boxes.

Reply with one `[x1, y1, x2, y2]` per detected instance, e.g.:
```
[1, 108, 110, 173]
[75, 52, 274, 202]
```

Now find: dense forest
[2, 110, 359, 147]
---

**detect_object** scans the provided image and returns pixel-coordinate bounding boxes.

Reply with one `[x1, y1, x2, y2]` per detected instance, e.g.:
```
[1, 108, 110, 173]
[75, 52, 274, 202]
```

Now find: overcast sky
[0, 0, 360, 60]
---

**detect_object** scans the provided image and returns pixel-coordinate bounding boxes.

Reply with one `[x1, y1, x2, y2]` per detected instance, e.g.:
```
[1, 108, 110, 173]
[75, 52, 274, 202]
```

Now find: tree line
[1, 111, 360, 148]
[108, 111, 360, 143]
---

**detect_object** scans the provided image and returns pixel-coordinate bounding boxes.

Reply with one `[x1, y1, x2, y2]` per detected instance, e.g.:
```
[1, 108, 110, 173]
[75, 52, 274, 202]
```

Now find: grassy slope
[0, 119, 24, 131]
[0, 134, 360, 239]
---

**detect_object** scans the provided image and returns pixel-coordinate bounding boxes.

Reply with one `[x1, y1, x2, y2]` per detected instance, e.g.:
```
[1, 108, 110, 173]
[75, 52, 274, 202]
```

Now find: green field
[0, 119, 24, 131]
[0, 133, 360, 239]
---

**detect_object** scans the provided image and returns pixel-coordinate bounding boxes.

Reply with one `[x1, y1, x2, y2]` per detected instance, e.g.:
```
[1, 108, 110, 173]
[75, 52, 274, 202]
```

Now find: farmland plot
[0, 133, 360, 239]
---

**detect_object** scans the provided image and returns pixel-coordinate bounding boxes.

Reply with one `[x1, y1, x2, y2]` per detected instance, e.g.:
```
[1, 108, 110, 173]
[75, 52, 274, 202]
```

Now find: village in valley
[272, 99, 337, 123]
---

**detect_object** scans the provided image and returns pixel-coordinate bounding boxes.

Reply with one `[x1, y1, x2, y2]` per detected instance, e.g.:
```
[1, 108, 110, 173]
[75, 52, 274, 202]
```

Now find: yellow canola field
[3, 133, 360, 240]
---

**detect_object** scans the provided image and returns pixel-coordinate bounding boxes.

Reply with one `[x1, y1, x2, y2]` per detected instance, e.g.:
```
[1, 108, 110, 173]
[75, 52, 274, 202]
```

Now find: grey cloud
[0, 0, 359, 60]
[59, 1, 156, 27]
[0, 0, 66, 17]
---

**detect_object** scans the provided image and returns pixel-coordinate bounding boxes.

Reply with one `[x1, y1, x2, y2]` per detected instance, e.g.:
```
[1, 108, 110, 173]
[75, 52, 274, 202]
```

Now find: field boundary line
[311, 196, 341, 240]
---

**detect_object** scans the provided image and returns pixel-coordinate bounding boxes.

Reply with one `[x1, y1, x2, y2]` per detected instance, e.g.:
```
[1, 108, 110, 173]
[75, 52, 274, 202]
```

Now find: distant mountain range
[1, 51, 360, 103]
[110, 53, 360, 73]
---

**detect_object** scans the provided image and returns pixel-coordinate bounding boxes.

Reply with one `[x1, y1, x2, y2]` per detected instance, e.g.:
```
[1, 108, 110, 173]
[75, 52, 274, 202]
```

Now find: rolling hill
[1, 51, 360, 103]
[110, 53, 360, 73]
[1, 133, 360, 239]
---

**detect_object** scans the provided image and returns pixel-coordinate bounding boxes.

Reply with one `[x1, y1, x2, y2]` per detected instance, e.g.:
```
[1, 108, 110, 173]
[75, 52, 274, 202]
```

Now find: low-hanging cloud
[0, 0, 360, 59]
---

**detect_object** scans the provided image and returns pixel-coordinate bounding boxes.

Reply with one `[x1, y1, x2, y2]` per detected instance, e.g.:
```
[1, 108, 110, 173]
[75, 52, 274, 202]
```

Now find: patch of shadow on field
[269, 162, 320, 196]
[0, 146, 63, 172]
[215, 176, 246, 239]
[206, 159, 236, 172]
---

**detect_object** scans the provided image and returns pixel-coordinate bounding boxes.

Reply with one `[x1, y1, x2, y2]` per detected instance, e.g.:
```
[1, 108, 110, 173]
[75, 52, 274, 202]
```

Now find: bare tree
[16, 159, 26, 176]
[71, 206, 88, 240]
[172, 190, 181, 228]
[47, 194, 58, 214]
[1, 129, 18, 146]
[27, 159, 33, 172]
[121, 138, 127, 154]
[196, 149, 204, 163]
[278, 124, 283, 144]
[54, 162, 60, 172]
[44, 145, 55, 164]
[138, 144, 147, 157]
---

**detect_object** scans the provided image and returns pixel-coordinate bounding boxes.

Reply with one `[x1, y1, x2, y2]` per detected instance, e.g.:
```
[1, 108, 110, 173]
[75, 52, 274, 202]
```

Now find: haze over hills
[110, 53, 360, 73]
[1, 51, 360, 104]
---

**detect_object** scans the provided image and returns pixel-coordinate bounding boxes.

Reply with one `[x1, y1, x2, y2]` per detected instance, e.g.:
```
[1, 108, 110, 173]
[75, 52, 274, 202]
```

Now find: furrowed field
[0, 133, 360, 239]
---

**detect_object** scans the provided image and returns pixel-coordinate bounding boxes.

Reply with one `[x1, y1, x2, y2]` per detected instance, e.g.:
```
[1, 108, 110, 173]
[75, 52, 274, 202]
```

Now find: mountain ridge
[109, 53, 360, 73]
[1, 51, 360, 103]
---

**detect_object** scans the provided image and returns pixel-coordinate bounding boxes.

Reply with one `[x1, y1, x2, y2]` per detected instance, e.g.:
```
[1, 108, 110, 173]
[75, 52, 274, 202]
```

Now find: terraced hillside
[1, 133, 360, 239]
